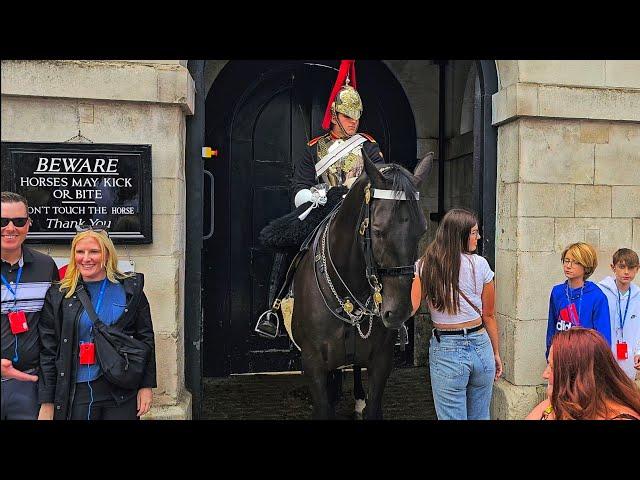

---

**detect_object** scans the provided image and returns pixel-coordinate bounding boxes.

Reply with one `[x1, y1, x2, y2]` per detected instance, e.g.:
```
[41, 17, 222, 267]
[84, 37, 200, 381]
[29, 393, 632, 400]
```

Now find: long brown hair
[550, 328, 640, 420]
[419, 208, 478, 314]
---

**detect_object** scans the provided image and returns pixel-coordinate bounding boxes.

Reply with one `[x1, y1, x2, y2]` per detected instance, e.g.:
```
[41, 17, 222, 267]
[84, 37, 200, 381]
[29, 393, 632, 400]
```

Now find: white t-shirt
[428, 254, 494, 325]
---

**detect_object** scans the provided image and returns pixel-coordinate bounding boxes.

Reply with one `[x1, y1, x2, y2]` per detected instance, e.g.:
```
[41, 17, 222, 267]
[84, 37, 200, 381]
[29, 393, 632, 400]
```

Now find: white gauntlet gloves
[295, 184, 329, 221]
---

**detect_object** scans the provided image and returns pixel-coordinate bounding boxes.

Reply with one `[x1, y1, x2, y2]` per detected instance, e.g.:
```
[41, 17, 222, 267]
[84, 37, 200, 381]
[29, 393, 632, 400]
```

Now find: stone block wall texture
[492, 60, 640, 419]
[1, 60, 194, 418]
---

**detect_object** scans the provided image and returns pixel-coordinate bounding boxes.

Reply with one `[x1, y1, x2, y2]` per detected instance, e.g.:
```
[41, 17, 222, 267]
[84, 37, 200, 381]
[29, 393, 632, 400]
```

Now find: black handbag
[77, 285, 150, 390]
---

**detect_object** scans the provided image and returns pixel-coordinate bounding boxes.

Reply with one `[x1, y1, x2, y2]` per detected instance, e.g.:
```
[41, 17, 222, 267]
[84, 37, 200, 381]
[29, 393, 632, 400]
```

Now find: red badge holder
[79, 342, 96, 365]
[616, 341, 628, 360]
[8, 310, 28, 334]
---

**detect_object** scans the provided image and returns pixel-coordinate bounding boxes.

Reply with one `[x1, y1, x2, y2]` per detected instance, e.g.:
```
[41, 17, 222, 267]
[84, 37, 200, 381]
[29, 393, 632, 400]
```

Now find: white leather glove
[294, 188, 314, 208]
[295, 184, 329, 208]
[296, 185, 328, 221]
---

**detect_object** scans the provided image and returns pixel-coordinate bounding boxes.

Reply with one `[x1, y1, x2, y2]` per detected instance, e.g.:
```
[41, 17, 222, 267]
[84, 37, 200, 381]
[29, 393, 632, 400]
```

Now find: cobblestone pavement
[203, 366, 436, 420]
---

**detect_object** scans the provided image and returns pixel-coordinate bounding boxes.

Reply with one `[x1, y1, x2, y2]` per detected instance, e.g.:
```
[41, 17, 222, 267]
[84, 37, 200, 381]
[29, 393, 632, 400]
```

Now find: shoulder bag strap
[458, 289, 482, 317]
[76, 286, 101, 326]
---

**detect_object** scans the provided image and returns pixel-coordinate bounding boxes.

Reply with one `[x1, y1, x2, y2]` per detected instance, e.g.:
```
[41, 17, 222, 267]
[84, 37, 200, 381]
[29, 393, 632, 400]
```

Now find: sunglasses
[75, 224, 110, 236]
[1, 217, 29, 228]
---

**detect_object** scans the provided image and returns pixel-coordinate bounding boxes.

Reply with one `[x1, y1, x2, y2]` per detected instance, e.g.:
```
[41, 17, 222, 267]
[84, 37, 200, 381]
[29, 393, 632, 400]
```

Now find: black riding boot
[255, 250, 290, 338]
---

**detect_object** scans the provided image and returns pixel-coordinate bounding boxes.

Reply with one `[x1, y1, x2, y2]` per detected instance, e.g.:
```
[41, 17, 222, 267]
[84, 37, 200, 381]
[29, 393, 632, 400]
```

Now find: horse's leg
[353, 367, 366, 419]
[364, 337, 395, 420]
[303, 354, 332, 419]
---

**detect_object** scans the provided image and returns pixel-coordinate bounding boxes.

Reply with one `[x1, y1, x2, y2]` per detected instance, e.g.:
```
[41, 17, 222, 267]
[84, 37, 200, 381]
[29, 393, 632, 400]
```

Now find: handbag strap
[458, 289, 482, 317]
[76, 286, 101, 326]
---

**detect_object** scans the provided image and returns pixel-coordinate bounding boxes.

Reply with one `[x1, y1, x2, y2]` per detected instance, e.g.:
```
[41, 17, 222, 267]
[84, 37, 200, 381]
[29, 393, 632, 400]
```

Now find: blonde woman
[38, 229, 156, 420]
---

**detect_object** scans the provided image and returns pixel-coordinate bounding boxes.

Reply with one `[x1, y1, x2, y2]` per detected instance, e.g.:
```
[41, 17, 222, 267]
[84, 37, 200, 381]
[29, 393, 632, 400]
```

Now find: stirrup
[255, 310, 280, 339]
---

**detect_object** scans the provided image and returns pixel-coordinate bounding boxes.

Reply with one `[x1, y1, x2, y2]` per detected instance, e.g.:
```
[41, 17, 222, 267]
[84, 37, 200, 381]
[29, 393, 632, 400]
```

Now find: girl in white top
[418, 208, 502, 419]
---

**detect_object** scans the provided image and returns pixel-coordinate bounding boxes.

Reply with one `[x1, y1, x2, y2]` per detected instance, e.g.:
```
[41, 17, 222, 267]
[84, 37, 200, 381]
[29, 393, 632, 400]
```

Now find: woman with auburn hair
[418, 208, 502, 420]
[38, 228, 156, 420]
[526, 327, 640, 420]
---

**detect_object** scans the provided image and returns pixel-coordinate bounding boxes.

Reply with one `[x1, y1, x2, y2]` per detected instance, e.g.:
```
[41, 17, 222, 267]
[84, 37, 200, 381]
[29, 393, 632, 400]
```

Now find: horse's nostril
[384, 311, 392, 319]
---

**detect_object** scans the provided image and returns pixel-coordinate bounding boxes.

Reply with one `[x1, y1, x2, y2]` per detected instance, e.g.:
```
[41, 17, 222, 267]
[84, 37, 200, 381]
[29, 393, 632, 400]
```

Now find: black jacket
[1, 246, 59, 372]
[38, 273, 156, 420]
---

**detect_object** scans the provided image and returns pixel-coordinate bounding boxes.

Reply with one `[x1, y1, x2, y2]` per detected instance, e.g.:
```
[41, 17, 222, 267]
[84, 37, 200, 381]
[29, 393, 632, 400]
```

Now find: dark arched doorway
[184, 60, 499, 418]
[202, 61, 416, 377]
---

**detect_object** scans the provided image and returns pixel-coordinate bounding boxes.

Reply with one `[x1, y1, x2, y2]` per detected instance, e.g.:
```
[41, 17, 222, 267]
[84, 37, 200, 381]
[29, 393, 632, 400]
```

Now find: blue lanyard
[85, 279, 108, 342]
[94, 278, 108, 317]
[617, 289, 631, 338]
[564, 281, 585, 323]
[3, 267, 24, 362]
[1, 266, 23, 307]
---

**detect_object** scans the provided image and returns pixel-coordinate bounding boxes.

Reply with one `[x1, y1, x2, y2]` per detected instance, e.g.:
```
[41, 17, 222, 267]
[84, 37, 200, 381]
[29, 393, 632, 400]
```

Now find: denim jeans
[429, 329, 496, 420]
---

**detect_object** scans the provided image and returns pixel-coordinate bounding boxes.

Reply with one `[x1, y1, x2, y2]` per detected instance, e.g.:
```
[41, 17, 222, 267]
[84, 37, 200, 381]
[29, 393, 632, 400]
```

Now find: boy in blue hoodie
[546, 242, 611, 358]
[598, 248, 640, 380]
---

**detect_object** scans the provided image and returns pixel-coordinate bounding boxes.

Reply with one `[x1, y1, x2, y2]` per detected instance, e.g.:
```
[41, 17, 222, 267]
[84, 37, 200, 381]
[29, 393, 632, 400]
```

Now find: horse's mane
[378, 164, 421, 219]
[339, 163, 423, 230]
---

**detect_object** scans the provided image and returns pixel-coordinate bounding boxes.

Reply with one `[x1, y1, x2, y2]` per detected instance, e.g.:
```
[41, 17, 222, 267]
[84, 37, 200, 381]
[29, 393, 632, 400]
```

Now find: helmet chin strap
[332, 110, 354, 138]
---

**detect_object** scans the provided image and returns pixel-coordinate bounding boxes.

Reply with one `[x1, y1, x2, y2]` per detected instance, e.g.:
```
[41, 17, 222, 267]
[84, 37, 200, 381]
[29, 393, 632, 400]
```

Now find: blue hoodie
[546, 280, 611, 358]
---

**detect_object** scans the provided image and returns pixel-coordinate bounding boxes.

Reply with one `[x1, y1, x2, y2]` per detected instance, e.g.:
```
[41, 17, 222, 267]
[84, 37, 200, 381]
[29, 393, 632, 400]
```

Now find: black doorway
[202, 60, 417, 376]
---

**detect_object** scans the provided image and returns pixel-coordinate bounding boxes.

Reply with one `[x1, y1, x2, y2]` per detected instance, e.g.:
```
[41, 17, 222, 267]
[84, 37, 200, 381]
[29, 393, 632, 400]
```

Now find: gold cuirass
[316, 135, 364, 187]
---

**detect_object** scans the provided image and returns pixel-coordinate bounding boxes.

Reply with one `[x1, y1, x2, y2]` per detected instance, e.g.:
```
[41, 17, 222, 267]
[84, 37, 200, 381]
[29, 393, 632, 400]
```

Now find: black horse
[291, 152, 432, 419]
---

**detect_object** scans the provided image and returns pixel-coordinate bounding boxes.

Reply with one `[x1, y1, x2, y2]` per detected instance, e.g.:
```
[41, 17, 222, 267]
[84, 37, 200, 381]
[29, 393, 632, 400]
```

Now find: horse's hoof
[354, 399, 366, 420]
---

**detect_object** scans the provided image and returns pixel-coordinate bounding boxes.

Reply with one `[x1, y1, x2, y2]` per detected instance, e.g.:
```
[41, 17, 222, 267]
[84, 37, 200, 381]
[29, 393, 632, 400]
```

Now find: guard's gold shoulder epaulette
[361, 133, 376, 143]
[307, 135, 325, 147]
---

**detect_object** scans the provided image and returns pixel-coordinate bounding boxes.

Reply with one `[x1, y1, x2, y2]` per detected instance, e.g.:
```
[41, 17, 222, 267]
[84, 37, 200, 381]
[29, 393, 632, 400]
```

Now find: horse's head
[361, 151, 433, 329]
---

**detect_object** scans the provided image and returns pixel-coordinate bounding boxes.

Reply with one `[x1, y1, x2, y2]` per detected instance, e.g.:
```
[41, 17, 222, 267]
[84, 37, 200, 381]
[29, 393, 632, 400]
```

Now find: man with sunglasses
[1, 192, 59, 420]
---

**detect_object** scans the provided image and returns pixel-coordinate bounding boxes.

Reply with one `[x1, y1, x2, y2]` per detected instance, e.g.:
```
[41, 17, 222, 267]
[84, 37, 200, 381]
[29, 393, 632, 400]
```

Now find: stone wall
[1, 60, 195, 419]
[491, 60, 640, 419]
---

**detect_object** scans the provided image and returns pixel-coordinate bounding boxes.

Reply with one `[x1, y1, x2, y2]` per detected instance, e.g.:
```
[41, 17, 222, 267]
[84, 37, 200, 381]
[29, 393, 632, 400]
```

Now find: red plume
[321, 60, 357, 130]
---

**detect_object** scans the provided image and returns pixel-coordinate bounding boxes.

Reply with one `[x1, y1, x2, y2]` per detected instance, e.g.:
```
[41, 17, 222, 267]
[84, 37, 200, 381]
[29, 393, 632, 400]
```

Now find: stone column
[491, 60, 640, 419]
[1, 59, 195, 419]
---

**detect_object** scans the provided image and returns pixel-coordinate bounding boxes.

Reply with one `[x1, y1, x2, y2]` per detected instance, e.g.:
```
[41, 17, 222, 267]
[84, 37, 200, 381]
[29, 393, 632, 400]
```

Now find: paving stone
[202, 366, 436, 420]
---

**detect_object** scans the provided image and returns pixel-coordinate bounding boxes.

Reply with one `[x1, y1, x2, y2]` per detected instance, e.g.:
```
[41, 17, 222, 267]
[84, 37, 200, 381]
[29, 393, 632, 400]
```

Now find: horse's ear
[362, 147, 385, 187]
[413, 152, 434, 187]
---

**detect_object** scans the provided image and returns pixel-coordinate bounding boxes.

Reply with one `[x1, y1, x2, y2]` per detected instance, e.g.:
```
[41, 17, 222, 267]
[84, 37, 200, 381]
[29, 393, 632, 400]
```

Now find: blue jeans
[429, 329, 496, 420]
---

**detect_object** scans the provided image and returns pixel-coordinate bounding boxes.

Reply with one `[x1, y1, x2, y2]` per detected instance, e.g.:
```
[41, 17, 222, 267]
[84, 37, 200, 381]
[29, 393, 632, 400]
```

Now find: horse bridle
[358, 181, 419, 306]
[316, 176, 419, 334]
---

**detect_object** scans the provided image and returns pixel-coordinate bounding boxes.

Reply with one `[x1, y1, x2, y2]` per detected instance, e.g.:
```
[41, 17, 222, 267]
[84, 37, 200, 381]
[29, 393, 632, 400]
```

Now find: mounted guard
[255, 60, 385, 338]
